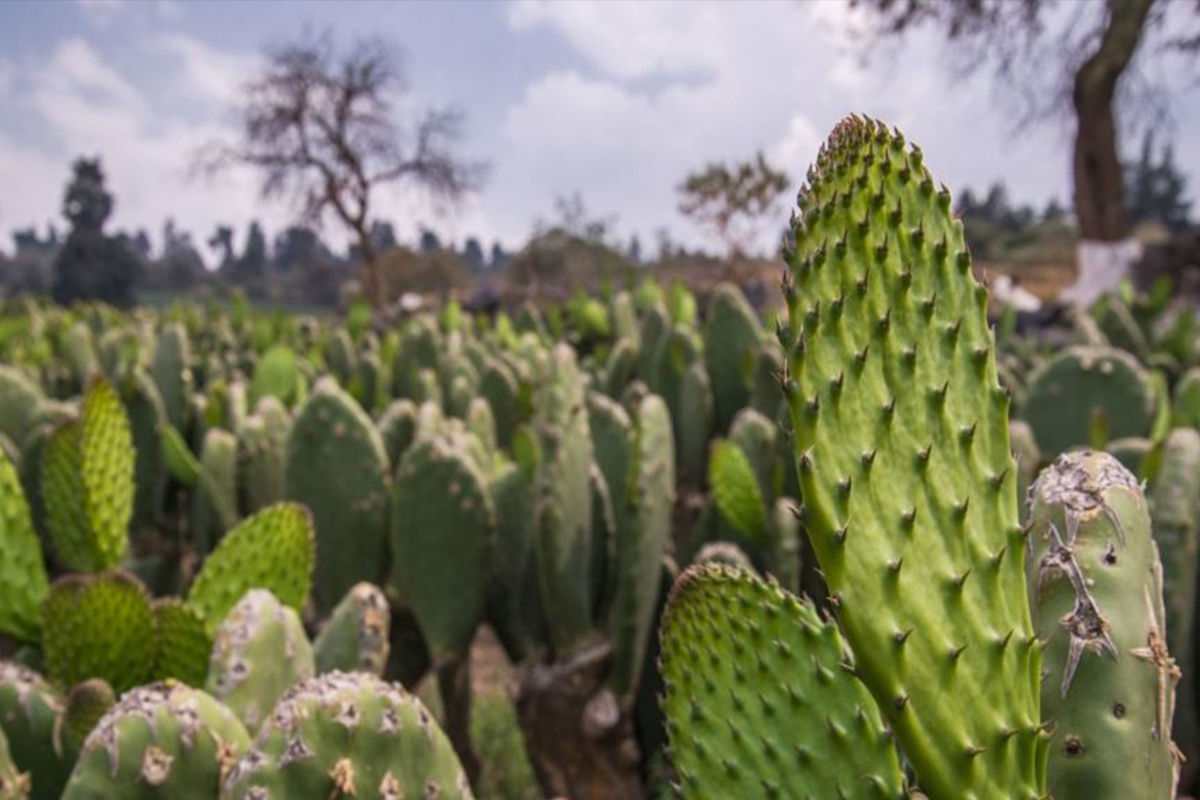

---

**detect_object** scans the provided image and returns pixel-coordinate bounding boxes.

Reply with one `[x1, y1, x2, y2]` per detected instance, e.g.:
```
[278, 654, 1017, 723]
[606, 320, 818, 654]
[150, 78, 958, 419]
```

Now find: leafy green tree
[51, 158, 141, 308]
[677, 151, 789, 257]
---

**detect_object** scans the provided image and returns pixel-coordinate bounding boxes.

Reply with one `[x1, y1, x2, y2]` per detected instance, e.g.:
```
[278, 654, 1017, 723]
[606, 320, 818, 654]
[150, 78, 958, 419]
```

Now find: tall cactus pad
[708, 439, 767, 542]
[0, 726, 29, 800]
[661, 564, 904, 800]
[62, 680, 116, 754]
[188, 502, 315, 629]
[41, 379, 134, 572]
[42, 572, 156, 694]
[191, 428, 239, 555]
[286, 378, 390, 616]
[390, 435, 493, 664]
[0, 366, 45, 451]
[702, 283, 763, 431]
[237, 398, 291, 515]
[223, 672, 474, 800]
[60, 681, 250, 800]
[152, 599, 212, 688]
[0, 449, 48, 642]
[0, 663, 72, 800]
[206, 590, 315, 734]
[314, 583, 391, 677]
[1029, 451, 1179, 799]
[783, 117, 1042, 800]
[609, 394, 675, 698]
[1022, 346, 1156, 457]
[151, 324, 192, 432]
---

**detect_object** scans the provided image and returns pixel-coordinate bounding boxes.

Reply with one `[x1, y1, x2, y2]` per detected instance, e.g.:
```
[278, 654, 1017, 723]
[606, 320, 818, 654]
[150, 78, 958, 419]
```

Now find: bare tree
[852, 0, 1199, 243]
[198, 32, 486, 308]
[678, 151, 789, 258]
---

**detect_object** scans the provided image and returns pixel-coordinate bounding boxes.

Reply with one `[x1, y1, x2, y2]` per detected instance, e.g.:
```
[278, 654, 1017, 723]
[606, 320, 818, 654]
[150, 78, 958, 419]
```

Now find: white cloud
[156, 34, 256, 105]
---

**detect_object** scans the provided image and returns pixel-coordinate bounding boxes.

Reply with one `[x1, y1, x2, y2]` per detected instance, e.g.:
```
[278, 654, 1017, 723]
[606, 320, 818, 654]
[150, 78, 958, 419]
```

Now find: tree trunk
[354, 224, 385, 310]
[514, 642, 646, 800]
[1071, 0, 1155, 242]
[437, 658, 482, 790]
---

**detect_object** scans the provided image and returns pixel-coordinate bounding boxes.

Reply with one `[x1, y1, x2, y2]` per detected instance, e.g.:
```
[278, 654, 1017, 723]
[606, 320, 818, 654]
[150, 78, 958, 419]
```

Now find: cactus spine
[1028, 450, 1179, 799]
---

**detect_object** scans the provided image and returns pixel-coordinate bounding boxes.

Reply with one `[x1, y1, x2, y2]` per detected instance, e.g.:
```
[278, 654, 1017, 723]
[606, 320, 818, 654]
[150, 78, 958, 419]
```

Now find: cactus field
[4, 116, 1200, 799]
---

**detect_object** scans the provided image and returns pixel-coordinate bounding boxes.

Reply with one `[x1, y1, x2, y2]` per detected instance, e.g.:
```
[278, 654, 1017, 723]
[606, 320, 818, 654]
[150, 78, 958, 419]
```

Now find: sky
[0, 0, 1197, 262]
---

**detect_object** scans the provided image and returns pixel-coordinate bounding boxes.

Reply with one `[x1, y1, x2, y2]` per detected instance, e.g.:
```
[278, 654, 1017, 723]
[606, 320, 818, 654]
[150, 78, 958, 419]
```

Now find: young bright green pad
[41, 420, 92, 571]
[222, 671, 475, 800]
[783, 117, 1043, 800]
[251, 344, 299, 407]
[0, 725, 29, 800]
[188, 502, 315, 629]
[708, 439, 766, 543]
[1029, 450, 1180, 800]
[61, 681, 250, 800]
[286, 377, 390, 616]
[79, 379, 134, 567]
[206, 590, 314, 734]
[42, 572, 156, 694]
[389, 433, 493, 665]
[0, 662, 71, 800]
[152, 598, 212, 688]
[661, 563, 905, 800]
[159, 423, 200, 487]
[0, 448, 48, 642]
[313, 583, 391, 677]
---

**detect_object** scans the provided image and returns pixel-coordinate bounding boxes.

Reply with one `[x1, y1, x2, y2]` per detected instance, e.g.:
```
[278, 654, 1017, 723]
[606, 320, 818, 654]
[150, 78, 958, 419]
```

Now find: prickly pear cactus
[151, 323, 192, 431]
[286, 377, 390, 616]
[0, 448, 48, 643]
[783, 117, 1043, 800]
[708, 438, 767, 542]
[42, 571, 156, 694]
[222, 671, 475, 800]
[485, 457, 545, 663]
[237, 398, 291, 515]
[314, 583, 391, 677]
[121, 369, 168, 528]
[0, 366, 45, 451]
[376, 399, 417, 469]
[1028, 450, 1179, 799]
[675, 360, 713, 488]
[1171, 366, 1200, 430]
[62, 679, 115, 754]
[661, 564, 904, 800]
[41, 379, 134, 572]
[389, 434, 493, 665]
[480, 359, 519, 449]
[1022, 345, 1156, 457]
[188, 502, 315, 629]
[251, 345, 299, 408]
[0, 662, 72, 800]
[152, 598, 212, 688]
[60, 681, 250, 800]
[0, 726, 29, 800]
[160, 423, 201, 487]
[702, 283, 763, 431]
[191, 428, 239, 555]
[206, 590, 315, 734]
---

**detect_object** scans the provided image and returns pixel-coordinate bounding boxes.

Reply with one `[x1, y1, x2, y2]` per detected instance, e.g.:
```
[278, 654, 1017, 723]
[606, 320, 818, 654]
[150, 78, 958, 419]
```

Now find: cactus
[1149, 429, 1200, 779]
[1022, 345, 1156, 457]
[783, 117, 1043, 800]
[0, 662, 72, 800]
[0, 366, 45, 451]
[377, 399, 418, 468]
[60, 681, 250, 800]
[604, 337, 639, 398]
[62, 680, 116, 754]
[708, 438, 767, 542]
[42, 571, 156, 694]
[190, 428, 239, 555]
[0, 726, 29, 800]
[160, 423, 201, 487]
[589, 462, 617, 624]
[675, 360, 713, 488]
[0, 448, 48, 643]
[323, 329, 356, 387]
[250, 345, 299, 407]
[691, 541, 755, 570]
[485, 455, 546, 663]
[1172, 367, 1200, 430]
[61, 322, 99, 393]
[661, 564, 905, 800]
[236, 397, 291, 515]
[41, 379, 134, 572]
[206, 590, 315, 734]
[151, 323, 192, 431]
[152, 598, 212, 688]
[1028, 450, 1179, 799]
[120, 369, 168, 527]
[222, 671, 475, 800]
[286, 377, 390, 616]
[702, 283, 763, 431]
[389, 434, 493, 664]
[609, 394, 674, 699]
[313, 583, 391, 677]
[188, 502, 315, 629]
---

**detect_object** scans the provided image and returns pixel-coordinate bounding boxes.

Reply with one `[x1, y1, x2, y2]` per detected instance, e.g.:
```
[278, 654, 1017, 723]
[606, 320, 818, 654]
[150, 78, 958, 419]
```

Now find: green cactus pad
[708, 439, 767, 543]
[41, 420, 92, 571]
[692, 541, 755, 571]
[0, 366, 45, 452]
[251, 345, 300, 407]
[188, 502, 315, 629]
[485, 460, 546, 663]
[151, 323, 193, 433]
[0, 725, 29, 800]
[160, 423, 200, 487]
[286, 378, 390, 616]
[61, 681, 250, 800]
[783, 117, 1043, 800]
[206, 590, 315, 734]
[676, 360, 714, 488]
[152, 599, 212, 688]
[42, 572, 156, 694]
[314, 583, 391, 677]
[1028, 451, 1179, 799]
[0, 448, 48, 643]
[62, 680, 116, 755]
[390, 434, 493, 665]
[1022, 345, 1156, 457]
[702, 283, 763, 431]
[661, 564, 905, 800]
[191, 427, 239, 555]
[237, 397, 291, 515]
[121, 369, 168, 528]
[1171, 367, 1200, 429]
[222, 671, 475, 800]
[0, 662, 72, 800]
[376, 399, 417, 469]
